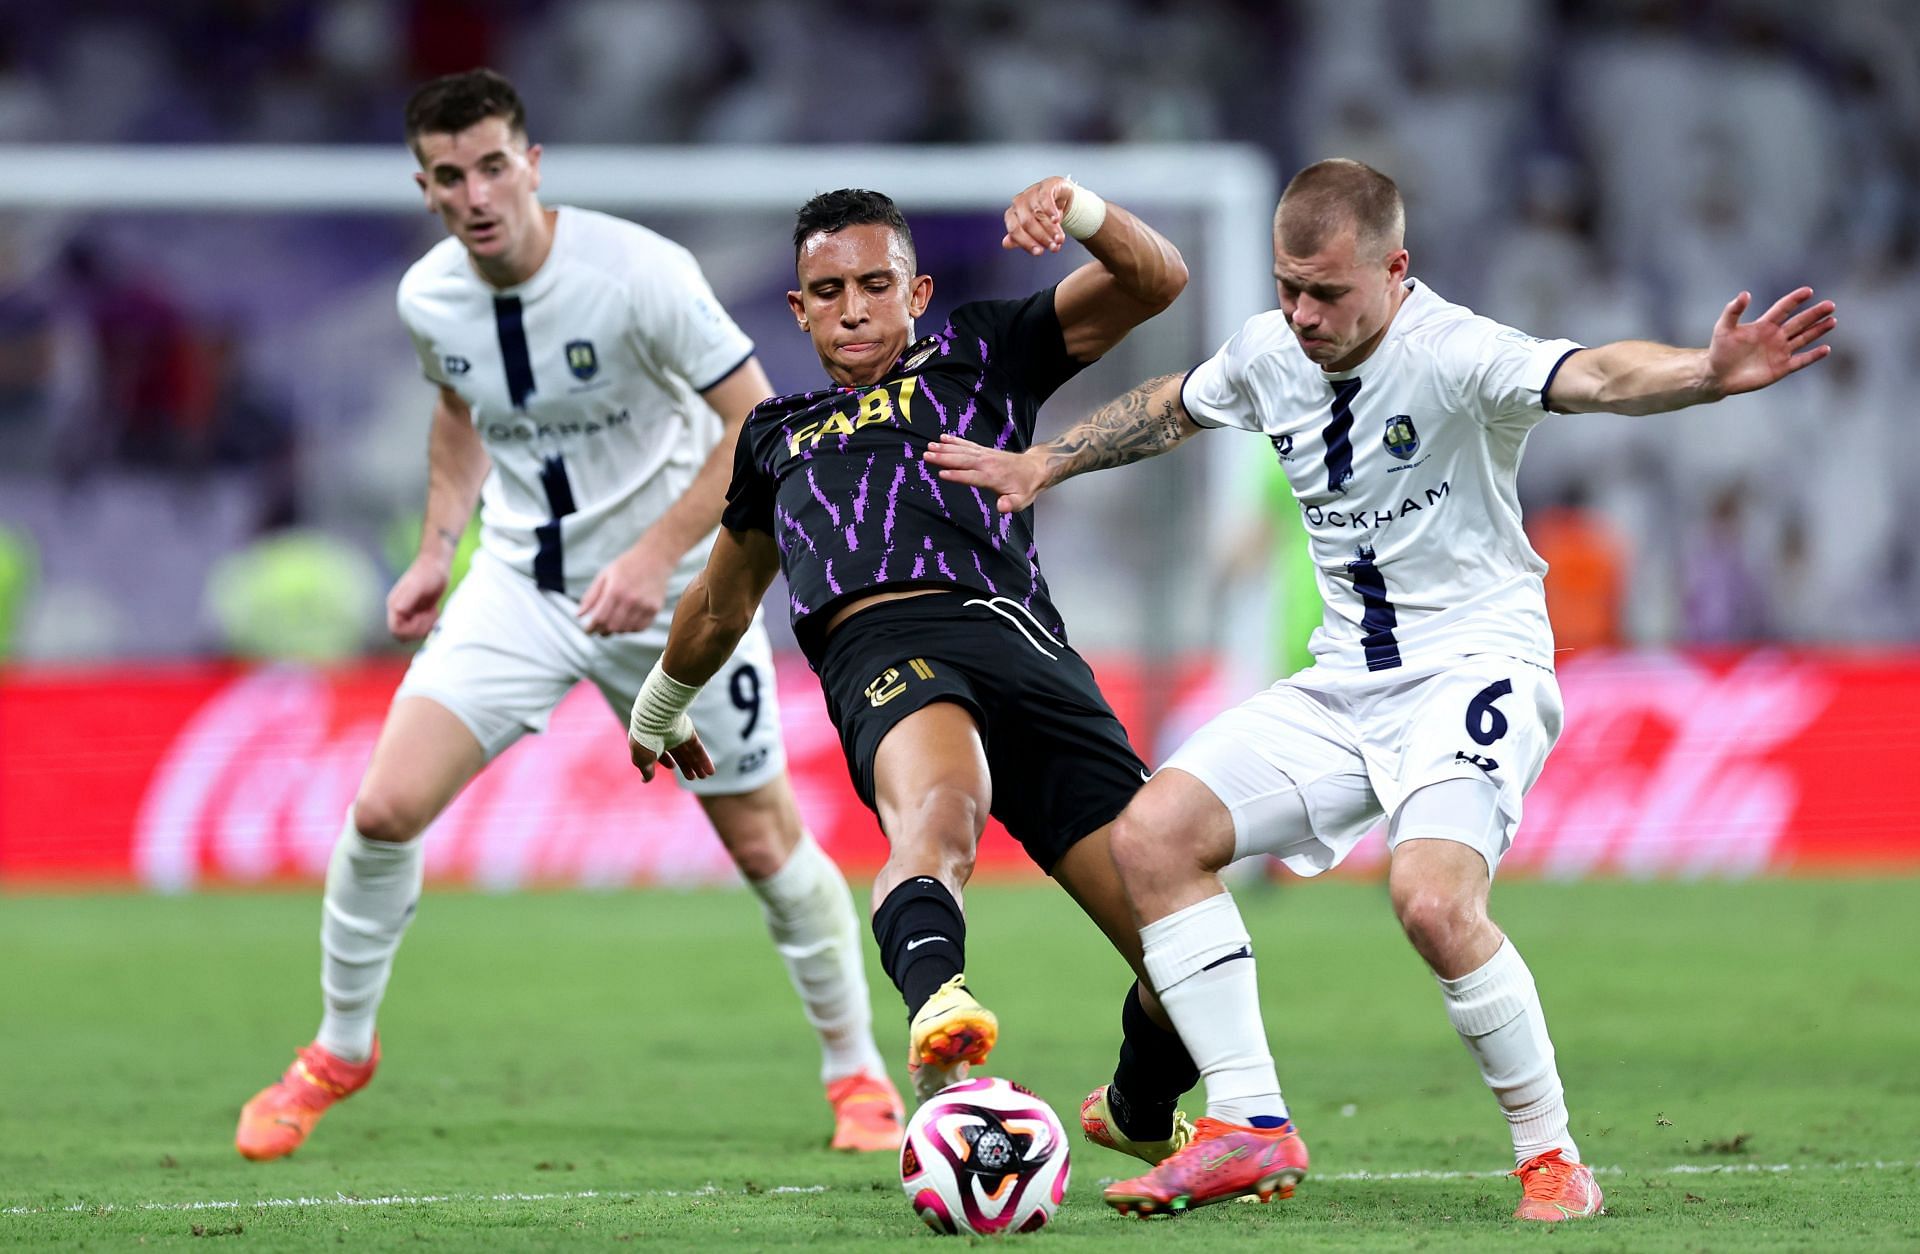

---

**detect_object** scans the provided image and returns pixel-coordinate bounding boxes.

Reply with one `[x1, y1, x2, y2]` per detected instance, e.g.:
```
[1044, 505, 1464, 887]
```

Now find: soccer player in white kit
[235, 70, 901, 1161]
[926, 158, 1835, 1218]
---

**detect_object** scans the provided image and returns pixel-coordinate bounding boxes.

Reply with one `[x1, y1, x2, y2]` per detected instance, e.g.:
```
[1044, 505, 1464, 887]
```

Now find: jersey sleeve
[628, 241, 757, 393]
[719, 423, 777, 537]
[954, 287, 1086, 404]
[1179, 318, 1271, 433]
[396, 288, 450, 388]
[1446, 317, 1583, 431]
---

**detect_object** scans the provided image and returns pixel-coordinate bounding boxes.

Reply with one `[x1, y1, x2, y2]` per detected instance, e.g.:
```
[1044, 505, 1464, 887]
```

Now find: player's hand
[1002, 177, 1076, 256]
[579, 543, 674, 636]
[1706, 287, 1835, 398]
[924, 433, 1050, 514]
[628, 729, 714, 782]
[386, 558, 450, 642]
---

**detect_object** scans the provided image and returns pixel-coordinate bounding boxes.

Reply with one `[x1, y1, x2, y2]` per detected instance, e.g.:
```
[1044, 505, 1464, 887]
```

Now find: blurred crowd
[0, 0, 1915, 661]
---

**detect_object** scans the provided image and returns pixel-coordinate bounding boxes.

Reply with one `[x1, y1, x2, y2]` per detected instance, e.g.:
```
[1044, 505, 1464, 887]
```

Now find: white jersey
[397, 206, 755, 600]
[1183, 279, 1581, 681]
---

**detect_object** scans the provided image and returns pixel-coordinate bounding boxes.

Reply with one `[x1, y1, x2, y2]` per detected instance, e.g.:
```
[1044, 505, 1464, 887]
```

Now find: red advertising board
[0, 650, 1912, 888]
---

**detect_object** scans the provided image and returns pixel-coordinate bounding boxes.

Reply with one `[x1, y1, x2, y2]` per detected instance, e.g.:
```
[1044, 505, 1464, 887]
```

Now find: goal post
[0, 143, 1280, 740]
[0, 141, 1275, 356]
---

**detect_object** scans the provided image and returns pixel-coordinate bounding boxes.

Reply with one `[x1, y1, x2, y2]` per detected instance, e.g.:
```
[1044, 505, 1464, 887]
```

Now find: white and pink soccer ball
[899, 1077, 1071, 1236]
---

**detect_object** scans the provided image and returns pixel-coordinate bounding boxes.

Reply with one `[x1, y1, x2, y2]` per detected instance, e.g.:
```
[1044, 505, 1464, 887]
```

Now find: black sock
[1109, 981, 1199, 1141]
[872, 876, 967, 1018]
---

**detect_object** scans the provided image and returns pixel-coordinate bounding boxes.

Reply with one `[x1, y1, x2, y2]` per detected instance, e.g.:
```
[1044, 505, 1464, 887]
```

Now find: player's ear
[1386, 247, 1410, 283]
[908, 274, 933, 318]
[787, 289, 808, 331]
[413, 169, 432, 210]
[526, 142, 542, 192]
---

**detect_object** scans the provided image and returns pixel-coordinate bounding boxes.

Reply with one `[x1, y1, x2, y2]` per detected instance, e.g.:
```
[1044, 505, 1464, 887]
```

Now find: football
[899, 1077, 1071, 1236]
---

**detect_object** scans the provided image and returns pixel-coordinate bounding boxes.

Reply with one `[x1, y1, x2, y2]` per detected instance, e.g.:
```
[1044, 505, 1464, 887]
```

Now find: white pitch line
[1313, 1160, 1918, 1183]
[1, 1183, 827, 1218]
[7, 1162, 1915, 1219]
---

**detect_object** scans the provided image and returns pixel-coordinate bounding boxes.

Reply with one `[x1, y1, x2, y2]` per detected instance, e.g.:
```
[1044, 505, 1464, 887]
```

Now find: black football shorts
[814, 590, 1148, 872]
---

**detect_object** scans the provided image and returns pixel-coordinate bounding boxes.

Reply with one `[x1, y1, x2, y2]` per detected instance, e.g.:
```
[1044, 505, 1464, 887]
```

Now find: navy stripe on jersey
[1346, 548, 1401, 671]
[492, 296, 537, 410]
[696, 347, 757, 394]
[1539, 346, 1583, 414]
[1177, 359, 1231, 429]
[1322, 377, 1362, 493]
[533, 455, 577, 592]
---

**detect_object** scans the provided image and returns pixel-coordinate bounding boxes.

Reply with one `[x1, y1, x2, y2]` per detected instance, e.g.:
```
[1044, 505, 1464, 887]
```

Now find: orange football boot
[1104, 1116, 1308, 1216]
[906, 975, 997, 1103]
[235, 1038, 379, 1161]
[825, 1071, 906, 1152]
[1080, 1084, 1194, 1164]
[1511, 1147, 1604, 1221]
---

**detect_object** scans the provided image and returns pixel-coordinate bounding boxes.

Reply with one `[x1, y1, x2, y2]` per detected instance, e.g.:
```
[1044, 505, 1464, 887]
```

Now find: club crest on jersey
[902, 343, 937, 371]
[1383, 414, 1420, 460]
[565, 339, 599, 381]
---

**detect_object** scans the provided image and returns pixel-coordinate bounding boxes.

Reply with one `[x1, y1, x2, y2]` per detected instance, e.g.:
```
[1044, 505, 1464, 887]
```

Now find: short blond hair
[1274, 159, 1405, 257]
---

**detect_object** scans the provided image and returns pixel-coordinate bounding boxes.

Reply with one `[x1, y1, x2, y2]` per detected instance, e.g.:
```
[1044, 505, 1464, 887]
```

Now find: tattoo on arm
[1041, 374, 1190, 486]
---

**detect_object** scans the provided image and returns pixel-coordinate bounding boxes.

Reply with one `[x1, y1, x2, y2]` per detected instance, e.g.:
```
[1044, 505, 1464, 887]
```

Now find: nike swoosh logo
[1140, 768, 1153, 782]
[906, 935, 949, 951]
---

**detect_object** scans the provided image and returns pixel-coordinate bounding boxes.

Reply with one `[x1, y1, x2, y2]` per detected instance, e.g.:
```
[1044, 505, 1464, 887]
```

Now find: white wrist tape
[1060, 181, 1108, 241]
[628, 661, 700, 754]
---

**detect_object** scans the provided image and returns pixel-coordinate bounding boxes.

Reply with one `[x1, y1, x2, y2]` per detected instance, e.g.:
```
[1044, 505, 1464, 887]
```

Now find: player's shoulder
[1395, 281, 1515, 358]
[1211, 309, 1306, 384]
[749, 384, 834, 429]
[559, 205, 697, 276]
[1231, 309, 1300, 357]
[396, 235, 473, 320]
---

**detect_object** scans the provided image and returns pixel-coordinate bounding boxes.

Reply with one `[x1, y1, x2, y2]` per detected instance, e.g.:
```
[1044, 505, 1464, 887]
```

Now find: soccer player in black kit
[626, 179, 1199, 1161]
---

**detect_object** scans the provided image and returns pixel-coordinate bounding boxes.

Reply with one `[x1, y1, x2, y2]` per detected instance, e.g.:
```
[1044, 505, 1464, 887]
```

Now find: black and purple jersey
[722, 287, 1087, 664]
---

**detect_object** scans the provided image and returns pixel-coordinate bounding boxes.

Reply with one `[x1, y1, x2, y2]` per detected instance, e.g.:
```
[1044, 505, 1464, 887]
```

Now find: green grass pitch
[3, 876, 1917, 1249]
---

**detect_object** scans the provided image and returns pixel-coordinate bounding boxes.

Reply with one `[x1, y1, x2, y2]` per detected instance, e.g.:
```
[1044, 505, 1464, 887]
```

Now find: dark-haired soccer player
[234, 69, 901, 1161]
[627, 182, 1205, 1158]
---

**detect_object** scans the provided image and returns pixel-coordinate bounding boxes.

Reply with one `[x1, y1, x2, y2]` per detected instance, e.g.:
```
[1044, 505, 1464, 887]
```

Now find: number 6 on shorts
[1465, 679, 1513, 746]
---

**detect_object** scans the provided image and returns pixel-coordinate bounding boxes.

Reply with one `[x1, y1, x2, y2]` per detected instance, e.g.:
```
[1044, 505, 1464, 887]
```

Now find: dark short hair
[405, 69, 527, 156]
[792, 189, 916, 271]
[1275, 159, 1405, 257]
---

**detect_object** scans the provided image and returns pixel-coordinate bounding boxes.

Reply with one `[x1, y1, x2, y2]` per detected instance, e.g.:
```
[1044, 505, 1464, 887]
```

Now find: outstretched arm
[1547, 287, 1835, 416]
[627, 526, 780, 780]
[1002, 176, 1189, 362]
[924, 372, 1201, 514]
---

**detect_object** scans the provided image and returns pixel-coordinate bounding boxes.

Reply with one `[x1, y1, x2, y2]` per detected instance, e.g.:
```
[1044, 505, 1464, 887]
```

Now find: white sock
[747, 833, 885, 1084]
[1141, 892, 1289, 1126]
[315, 814, 423, 1063]
[1438, 938, 1578, 1164]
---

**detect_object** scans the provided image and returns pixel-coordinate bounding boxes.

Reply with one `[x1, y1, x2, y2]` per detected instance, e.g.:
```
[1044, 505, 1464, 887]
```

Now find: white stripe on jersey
[397, 206, 754, 600]
[1183, 280, 1581, 681]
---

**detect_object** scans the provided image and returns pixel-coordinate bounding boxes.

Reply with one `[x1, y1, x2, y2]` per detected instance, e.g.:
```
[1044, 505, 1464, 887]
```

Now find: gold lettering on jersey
[865, 667, 907, 707]
[786, 378, 922, 457]
[855, 387, 894, 430]
[907, 657, 934, 681]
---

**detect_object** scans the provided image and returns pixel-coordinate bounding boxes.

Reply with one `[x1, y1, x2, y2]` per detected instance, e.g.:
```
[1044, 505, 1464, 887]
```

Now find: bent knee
[1111, 781, 1232, 880]
[1393, 888, 1486, 954]
[724, 830, 794, 882]
[350, 791, 432, 845]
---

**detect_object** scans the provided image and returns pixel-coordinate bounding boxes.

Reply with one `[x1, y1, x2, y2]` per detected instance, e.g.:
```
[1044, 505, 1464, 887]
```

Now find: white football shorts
[1162, 656, 1563, 877]
[395, 549, 786, 795]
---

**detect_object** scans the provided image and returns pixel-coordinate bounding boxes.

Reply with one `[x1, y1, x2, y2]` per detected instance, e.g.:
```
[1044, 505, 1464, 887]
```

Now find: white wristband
[1060, 181, 1108, 241]
[628, 661, 700, 753]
